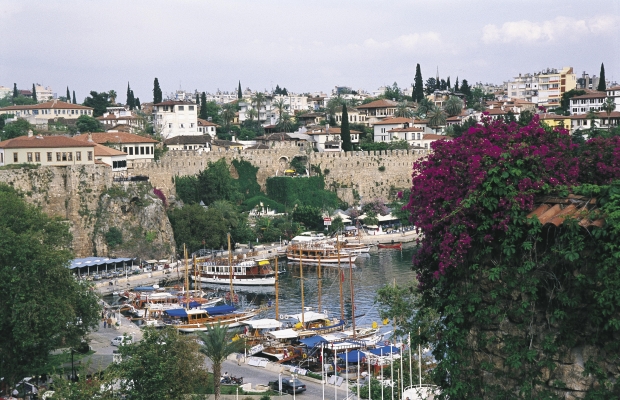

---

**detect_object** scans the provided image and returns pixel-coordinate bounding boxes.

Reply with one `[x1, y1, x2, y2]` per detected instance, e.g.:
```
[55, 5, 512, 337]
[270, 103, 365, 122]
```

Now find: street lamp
[293, 374, 297, 400]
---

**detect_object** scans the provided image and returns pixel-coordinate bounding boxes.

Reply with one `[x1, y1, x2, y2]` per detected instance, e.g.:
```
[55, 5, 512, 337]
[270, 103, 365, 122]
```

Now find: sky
[1, 0, 619, 102]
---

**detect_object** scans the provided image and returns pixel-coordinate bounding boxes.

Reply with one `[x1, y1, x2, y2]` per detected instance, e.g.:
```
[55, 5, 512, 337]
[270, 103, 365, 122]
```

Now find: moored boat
[286, 243, 357, 266]
[377, 242, 402, 250]
[191, 258, 276, 286]
[162, 307, 258, 332]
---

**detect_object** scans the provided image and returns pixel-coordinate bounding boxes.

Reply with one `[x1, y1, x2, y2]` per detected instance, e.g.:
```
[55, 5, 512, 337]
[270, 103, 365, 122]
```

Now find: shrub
[105, 227, 123, 247]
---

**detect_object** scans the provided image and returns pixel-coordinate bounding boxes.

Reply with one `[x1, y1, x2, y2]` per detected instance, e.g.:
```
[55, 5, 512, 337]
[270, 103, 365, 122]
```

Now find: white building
[34, 84, 54, 102]
[569, 91, 607, 115]
[606, 86, 620, 110]
[74, 132, 158, 164]
[373, 117, 432, 143]
[0, 100, 94, 129]
[152, 100, 199, 139]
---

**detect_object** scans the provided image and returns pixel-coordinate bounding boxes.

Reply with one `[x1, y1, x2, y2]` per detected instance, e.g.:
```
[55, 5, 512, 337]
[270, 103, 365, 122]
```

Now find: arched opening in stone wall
[278, 156, 289, 171]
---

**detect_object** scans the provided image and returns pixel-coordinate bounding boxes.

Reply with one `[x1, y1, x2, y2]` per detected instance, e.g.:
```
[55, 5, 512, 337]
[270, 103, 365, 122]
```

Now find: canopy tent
[204, 305, 236, 315]
[243, 319, 282, 329]
[299, 335, 328, 348]
[134, 286, 157, 291]
[69, 257, 135, 276]
[165, 308, 205, 318]
[326, 340, 363, 351]
[267, 328, 299, 339]
[369, 345, 400, 356]
[337, 349, 367, 363]
[286, 311, 329, 322]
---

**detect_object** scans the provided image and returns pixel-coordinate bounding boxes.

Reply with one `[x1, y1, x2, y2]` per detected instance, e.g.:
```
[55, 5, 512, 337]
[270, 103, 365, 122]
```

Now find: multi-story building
[34, 84, 54, 102]
[0, 86, 11, 98]
[97, 106, 145, 133]
[569, 91, 607, 115]
[504, 67, 576, 107]
[0, 131, 96, 167]
[152, 100, 198, 139]
[0, 100, 94, 129]
[355, 99, 399, 126]
[74, 132, 158, 164]
[305, 125, 361, 152]
[607, 85, 620, 110]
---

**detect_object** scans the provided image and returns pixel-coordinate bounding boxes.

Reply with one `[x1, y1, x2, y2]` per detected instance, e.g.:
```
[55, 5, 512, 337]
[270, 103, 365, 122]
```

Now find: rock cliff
[0, 165, 176, 259]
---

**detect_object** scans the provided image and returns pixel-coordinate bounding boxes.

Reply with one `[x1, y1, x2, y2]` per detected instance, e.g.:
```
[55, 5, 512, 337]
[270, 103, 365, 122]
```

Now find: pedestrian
[236, 353, 242, 366]
[103, 318, 107, 329]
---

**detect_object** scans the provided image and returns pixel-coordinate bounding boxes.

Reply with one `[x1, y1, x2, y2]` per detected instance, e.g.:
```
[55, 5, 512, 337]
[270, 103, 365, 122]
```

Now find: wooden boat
[339, 241, 371, 254]
[162, 307, 258, 332]
[286, 243, 357, 266]
[191, 258, 276, 286]
[377, 242, 402, 250]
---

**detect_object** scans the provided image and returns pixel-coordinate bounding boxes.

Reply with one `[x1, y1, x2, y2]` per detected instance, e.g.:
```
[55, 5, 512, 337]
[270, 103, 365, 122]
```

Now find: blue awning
[134, 286, 156, 292]
[188, 301, 202, 309]
[369, 345, 400, 356]
[165, 309, 188, 317]
[338, 349, 366, 363]
[204, 305, 236, 315]
[299, 335, 328, 347]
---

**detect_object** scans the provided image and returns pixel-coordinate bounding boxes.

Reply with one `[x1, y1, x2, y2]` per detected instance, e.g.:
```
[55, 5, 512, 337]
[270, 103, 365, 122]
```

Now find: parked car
[269, 378, 306, 394]
[92, 274, 102, 281]
[111, 336, 132, 346]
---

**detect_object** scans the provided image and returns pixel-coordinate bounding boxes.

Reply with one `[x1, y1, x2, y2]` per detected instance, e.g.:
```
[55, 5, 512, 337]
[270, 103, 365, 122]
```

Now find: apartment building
[504, 67, 576, 107]
[569, 91, 608, 115]
[152, 100, 198, 139]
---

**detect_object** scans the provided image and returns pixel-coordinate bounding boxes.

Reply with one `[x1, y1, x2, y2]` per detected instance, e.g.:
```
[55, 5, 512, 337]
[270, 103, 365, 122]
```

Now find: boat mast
[338, 235, 344, 321]
[184, 244, 189, 307]
[299, 246, 305, 326]
[317, 256, 322, 313]
[275, 257, 279, 321]
[228, 233, 234, 302]
[349, 253, 355, 337]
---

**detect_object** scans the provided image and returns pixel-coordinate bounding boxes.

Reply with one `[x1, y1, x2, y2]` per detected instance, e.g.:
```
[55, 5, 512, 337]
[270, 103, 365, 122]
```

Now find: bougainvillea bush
[405, 116, 620, 398]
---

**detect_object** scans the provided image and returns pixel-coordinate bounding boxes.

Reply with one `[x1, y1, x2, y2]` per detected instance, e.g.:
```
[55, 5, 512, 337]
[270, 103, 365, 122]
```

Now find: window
[35, 152, 40, 162]
[13, 153, 18, 162]
[123, 147, 127, 153]
[168, 123, 172, 128]
[76, 151, 81, 161]
[189, 106, 194, 110]
[47, 152, 52, 162]
[140, 146, 145, 155]
[56, 152, 61, 161]
[190, 123, 194, 128]
[67, 152, 73, 161]
[178, 106, 184, 111]
[180, 123, 184, 128]
[27, 152, 33, 162]
[87, 151, 93, 161]
[129, 147, 133, 155]
[62, 152, 67, 161]
[134, 146, 138, 155]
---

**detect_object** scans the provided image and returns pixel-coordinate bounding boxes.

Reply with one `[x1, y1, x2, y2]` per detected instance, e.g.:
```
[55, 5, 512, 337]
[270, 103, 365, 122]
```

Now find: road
[212, 357, 358, 400]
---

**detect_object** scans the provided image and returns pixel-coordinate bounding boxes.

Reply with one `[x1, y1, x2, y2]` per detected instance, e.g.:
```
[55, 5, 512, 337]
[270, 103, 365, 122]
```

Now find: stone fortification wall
[136, 144, 429, 204]
[0, 165, 174, 258]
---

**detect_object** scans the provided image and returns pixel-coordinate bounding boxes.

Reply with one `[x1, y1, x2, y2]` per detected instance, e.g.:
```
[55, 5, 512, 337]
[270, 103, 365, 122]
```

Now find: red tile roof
[355, 99, 398, 109]
[197, 118, 219, 127]
[153, 100, 195, 106]
[0, 100, 92, 111]
[73, 132, 159, 144]
[94, 143, 126, 157]
[306, 127, 362, 135]
[373, 117, 414, 125]
[0, 135, 96, 149]
[526, 195, 603, 228]
[387, 127, 425, 133]
[571, 91, 607, 100]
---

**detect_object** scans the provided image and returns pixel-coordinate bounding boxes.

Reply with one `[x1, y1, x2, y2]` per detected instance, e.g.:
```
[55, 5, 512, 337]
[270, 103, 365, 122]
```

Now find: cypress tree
[454, 77, 460, 92]
[66, 87, 71, 101]
[461, 79, 472, 104]
[13, 83, 18, 98]
[126, 83, 132, 108]
[414, 64, 424, 102]
[447, 77, 451, 91]
[199, 92, 208, 120]
[135, 98, 141, 110]
[129, 90, 136, 110]
[32, 84, 37, 102]
[597, 63, 606, 91]
[153, 78, 162, 104]
[238, 81, 242, 99]
[196, 94, 200, 104]
[340, 104, 352, 152]
[72, 91, 76, 104]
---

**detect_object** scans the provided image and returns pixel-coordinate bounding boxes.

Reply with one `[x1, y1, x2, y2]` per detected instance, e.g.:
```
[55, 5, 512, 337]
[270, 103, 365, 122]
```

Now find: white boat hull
[191, 275, 276, 286]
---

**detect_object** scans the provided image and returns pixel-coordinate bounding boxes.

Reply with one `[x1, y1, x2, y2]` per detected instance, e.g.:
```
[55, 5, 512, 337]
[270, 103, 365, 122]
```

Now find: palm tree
[197, 323, 243, 400]
[394, 101, 414, 118]
[251, 92, 267, 123]
[273, 98, 288, 124]
[325, 96, 346, 125]
[246, 107, 258, 122]
[108, 90, 117, 105]
[444, 96, 464, 117]
[416, 98, 434, 118]
[427, 104, 447, 133]
[601, 97, 616, 131]
[221, 103, 236, 132]
[277, 112, 294, 132]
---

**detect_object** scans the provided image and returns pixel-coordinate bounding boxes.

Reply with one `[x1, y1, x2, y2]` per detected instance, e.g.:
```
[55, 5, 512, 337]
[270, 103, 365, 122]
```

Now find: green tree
[202, 101, 222, 125]
[427, 104, 447, 131]
[153, 77, 163, 104]
[199, 92, 208, 120]
[1, 119, 33, 140]
[197, 324, 244, 400]
[597, 62, 606, 91]
[325, 96, 346, 125]
[66, 86, 71, 101]
[197, 158, 242, 206]
[76, 114, 104, 132]
[424, 77, 436, 95]
[245, 107, 258, 122]
[273, 98, 288, 123]
[110, 326, 208, 400]
[460, 79, 472, 104]
[174, 175, 199, 204]
[83, 91, 111, 117]
[341, 104, 352, 151]
[13, 83, 18, 98]
[238, 81, 242, 99]
[108, 90, 117, 105]
[602, 97, 616, 131]
[168, 203, 228, 252]
[291, 205, 323, 230]
[394, 101, 414, 118]
[277, 112, 293, 133]
[415, 98, 434, 118]
[32, 83, 37, 102]
[444, 96, 463, 117]
[0, 184, 100, 386]
[105, 227, 123, 247]
[446, 76, 451, 90]
[383, 82, 402, 101]
[72, 90, 76, 104]
[135, 97, 141, 110]
[220, 103, 236, 132]
[560, 89, 587, 111]
[454, 76, 459, 91]
[250, 92, 266, 123]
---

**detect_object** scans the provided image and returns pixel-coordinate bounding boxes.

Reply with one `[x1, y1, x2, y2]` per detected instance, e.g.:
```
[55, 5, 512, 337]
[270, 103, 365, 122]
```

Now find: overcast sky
[1, 0, 619, 102]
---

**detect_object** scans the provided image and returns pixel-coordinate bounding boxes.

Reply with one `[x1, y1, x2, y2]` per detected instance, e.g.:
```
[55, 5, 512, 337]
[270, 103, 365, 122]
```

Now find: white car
[111, 336, 132, 346]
